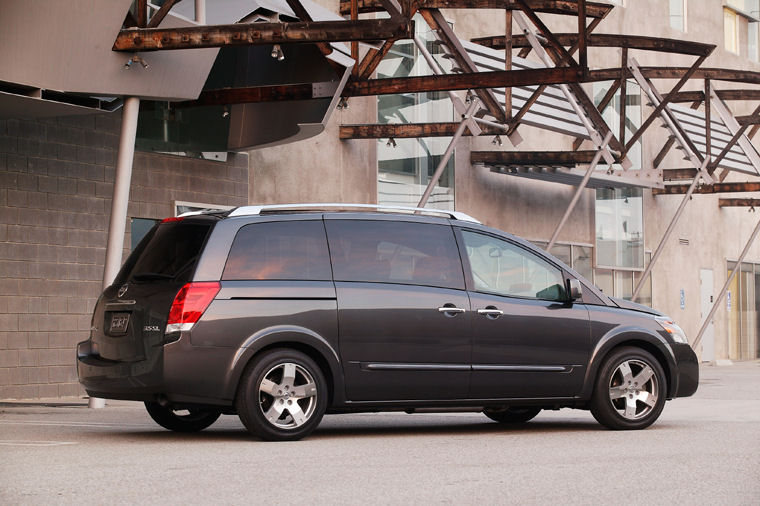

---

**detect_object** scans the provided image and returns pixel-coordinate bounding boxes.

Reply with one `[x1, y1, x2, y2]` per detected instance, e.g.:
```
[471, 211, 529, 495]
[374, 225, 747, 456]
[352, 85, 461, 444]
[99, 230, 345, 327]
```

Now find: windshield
[115, 220, 213, 285]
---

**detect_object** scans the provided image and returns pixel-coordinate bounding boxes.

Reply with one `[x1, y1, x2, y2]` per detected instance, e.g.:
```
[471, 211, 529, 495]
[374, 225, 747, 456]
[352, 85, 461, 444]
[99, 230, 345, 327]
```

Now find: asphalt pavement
[1, 362, 759, 505]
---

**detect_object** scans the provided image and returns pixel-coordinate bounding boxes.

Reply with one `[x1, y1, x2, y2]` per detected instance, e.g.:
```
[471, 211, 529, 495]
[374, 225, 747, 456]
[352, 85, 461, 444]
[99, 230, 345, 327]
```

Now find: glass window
[117, 220, 212, 284]
[594, 269, 614, 296]
[550, 244, 572, 269]
[572, 245, 594, 281]
[669, 0, 686, 31]
[461, 231, 566, 301]
[130, 218, 158, 251]
[750, 21, 759, 62]
[614, 270, 634, 300]
[326, 220, 464, 289]
[596, 188, 644, 269]
[223, 221, 331, 281]
[725, 8, 739, 54]
[377, 15, 455, 210]
[632, 252, 653, 307]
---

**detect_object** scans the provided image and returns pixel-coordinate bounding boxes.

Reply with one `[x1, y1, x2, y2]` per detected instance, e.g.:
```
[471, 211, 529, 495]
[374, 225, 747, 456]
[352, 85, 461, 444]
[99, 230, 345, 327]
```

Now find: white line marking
[0, 420, 154, 428]
[0, 440, 76, 447]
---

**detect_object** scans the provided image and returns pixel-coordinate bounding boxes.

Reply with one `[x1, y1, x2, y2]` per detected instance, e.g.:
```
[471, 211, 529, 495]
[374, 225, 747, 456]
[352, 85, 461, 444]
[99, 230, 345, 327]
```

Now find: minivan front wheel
[144, 402, 221, 432]
[236, 349, 327, 441]
[590, 347, 666, 430]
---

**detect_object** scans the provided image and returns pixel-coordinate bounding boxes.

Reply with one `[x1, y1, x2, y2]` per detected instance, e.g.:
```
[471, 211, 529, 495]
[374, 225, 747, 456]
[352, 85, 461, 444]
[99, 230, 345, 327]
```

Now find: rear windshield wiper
[131, 272, 175, 281]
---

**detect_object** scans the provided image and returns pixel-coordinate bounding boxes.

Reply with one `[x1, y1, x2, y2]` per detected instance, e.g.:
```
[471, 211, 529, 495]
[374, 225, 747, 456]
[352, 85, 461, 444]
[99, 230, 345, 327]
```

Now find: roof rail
[227, 203, 481, 223]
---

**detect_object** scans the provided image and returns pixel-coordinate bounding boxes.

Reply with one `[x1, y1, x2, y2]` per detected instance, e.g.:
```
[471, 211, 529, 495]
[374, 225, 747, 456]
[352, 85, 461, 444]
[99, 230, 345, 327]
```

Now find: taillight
[161, 216, 184, 223]
[165, 282, 220, 333]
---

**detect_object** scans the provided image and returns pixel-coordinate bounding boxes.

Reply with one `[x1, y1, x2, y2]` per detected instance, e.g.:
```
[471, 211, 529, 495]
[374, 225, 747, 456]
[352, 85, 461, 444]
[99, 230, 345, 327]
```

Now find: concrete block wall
[0, 111, 248, 400]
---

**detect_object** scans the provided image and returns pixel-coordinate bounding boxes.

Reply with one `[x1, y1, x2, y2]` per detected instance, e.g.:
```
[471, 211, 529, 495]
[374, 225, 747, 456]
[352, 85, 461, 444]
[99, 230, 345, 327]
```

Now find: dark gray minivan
[78, 204, 698, 440]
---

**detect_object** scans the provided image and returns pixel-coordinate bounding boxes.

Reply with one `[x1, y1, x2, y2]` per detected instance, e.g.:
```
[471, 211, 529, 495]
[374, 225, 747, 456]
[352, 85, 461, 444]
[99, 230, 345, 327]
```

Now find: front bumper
[672, 343, 699, 397]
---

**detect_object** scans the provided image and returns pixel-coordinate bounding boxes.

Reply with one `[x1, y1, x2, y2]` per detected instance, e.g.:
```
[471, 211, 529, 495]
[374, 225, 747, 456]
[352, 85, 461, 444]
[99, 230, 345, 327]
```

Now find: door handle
[438, 305, 466, 316]
[477, 307, 503, 319]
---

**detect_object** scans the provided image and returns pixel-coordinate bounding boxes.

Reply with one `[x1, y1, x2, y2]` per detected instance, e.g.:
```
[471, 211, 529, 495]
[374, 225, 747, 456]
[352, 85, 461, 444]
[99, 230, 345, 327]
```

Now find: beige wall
[245, 1, 760, 360]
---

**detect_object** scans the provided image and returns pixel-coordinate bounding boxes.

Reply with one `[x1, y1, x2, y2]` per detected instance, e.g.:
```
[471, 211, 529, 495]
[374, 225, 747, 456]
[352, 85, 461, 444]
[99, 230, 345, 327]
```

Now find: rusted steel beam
[509, 84, 548, 137]
[339, 122, 502, 138]
[146, 0, 179, 28]
[621, 54, 709, 159]
[420, 8, 506, 122]
[505, 8, 513, 120]
[137, 0, 147, 28]
[515, 0, 625, 155]
[356, 38, 398, 80]
[339, 0, 612, 18]
[471, 33, 715, 57]
[343, 66, 582, 96]
[663, 168, 698, 180]
[285, 0, 333, 57]
[737, 114, 760, 126]
[719, 198, 760, 207]
[578, 0, 587, 73]
[471, 150, 600, 165]
[588, 67, 760, 84]
[619, 47, 627, 146]
[113, 18, 413, 51]
[123, 10, 138, 28]
[653, 182, 760, 195]
[176, 84, 318, 106]
[351, 0, 358, 75]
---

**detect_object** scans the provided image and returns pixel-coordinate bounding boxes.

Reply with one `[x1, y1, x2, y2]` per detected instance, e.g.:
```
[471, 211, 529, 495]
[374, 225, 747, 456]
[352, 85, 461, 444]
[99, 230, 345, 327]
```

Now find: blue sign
[679, 289, 685, 310]
[727, 291, 731, 312]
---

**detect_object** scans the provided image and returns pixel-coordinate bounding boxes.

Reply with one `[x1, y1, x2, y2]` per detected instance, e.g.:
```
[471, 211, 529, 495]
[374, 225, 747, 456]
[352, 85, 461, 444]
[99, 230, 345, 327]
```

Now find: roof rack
[227, 203, 481, 223]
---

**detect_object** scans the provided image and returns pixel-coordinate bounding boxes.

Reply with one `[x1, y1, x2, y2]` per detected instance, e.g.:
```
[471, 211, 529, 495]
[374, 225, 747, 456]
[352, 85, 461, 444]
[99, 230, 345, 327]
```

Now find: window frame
[455, 227, 569, 302]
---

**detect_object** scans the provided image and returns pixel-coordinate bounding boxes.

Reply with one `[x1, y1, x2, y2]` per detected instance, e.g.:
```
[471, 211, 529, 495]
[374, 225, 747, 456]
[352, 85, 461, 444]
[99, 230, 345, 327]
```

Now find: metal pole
[413, 35, 481, 135]
[547, 131, 612, 252]
[90, 97, 140, 409]
[417, 99, 479, 208]
[692, 214, 760, 350]
[195, 0, 206, 24]
[631, 163, 706, 301]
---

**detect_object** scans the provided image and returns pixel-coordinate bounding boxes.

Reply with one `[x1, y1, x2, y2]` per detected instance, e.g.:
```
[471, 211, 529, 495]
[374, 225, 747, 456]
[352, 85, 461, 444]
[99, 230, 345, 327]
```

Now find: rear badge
[109, 312, 130, 334]
[143, 326, 160, 332]
[118, 284, 128, 298]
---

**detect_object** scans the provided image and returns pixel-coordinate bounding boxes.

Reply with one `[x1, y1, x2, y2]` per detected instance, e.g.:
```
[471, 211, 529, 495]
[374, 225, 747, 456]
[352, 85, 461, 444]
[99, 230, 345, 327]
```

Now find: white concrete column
[89, 96, 141, 409]
[195, 0, 206, 24]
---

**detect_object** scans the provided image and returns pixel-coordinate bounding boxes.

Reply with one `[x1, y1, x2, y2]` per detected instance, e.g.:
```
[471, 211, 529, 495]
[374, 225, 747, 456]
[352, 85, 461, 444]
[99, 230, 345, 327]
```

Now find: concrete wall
[0, 112, 248, 399]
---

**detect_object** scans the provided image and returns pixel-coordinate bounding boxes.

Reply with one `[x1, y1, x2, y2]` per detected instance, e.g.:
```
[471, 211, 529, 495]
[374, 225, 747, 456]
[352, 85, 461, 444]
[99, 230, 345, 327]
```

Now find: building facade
[1, 0, 759, 399]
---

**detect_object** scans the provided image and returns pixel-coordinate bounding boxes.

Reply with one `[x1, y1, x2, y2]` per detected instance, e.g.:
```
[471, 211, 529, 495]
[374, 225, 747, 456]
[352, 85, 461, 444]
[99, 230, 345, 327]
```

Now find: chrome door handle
[477, 308, 504, 318]
[438, 306, 466, 314]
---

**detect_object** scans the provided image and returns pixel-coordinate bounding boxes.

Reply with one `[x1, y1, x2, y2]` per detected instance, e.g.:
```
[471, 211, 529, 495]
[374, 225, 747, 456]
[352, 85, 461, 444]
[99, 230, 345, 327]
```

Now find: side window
[461, 230, 566, 301]
[326, 220, 464, 290]
[222, 221, 332, 281]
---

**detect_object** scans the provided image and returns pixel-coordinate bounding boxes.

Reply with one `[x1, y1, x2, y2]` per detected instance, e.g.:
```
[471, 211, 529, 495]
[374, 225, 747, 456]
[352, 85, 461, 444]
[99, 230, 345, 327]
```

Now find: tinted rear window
[117, 220, 212, 284]
[325, 220, 464, 290]
[222, 221, 332, 281]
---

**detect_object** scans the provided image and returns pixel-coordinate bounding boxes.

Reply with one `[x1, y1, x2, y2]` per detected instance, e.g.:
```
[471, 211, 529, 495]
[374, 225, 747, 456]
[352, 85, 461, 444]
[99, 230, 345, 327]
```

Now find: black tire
[236, 349, 327, 441]
[590, 346, 667, 430]
[144, 402, 221, 432]
[484, 407, 542, 424]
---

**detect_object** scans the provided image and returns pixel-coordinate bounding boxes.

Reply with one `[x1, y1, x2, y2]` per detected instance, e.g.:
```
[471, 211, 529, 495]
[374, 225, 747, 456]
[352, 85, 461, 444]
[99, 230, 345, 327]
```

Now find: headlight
[655, 316, 688, 344]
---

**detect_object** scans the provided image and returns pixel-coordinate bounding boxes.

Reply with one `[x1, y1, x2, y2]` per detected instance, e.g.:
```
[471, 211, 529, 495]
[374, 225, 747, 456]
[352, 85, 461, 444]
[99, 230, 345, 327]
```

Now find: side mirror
[567, 279, 583, 301]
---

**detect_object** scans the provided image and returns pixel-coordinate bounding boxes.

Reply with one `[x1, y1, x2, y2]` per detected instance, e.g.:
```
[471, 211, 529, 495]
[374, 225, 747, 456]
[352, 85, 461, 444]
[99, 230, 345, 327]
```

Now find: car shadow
[101, 416, 602, 443]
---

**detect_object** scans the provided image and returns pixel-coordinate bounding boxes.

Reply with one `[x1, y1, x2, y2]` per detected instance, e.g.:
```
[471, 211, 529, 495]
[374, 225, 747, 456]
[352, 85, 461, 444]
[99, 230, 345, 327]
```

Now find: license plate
[109, 313, 130, 334]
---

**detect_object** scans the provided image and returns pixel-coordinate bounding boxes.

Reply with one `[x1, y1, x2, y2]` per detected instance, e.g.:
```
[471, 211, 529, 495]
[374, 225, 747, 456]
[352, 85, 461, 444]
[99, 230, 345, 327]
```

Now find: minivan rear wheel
[590, 346, 666, 430]
[236, 349, 327, 441]
[144, 402, 221, 432]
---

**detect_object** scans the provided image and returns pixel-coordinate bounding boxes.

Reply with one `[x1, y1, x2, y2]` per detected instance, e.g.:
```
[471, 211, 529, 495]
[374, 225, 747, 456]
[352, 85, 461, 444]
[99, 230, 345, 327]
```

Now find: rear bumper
[76, 339, 164, 401]
[672, 343, 699, 398]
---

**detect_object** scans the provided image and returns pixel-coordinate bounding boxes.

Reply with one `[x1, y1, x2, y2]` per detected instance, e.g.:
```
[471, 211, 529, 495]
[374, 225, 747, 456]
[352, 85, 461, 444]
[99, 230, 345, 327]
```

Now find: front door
[457, 228, 591, 399]
[326, 217, 471, 401]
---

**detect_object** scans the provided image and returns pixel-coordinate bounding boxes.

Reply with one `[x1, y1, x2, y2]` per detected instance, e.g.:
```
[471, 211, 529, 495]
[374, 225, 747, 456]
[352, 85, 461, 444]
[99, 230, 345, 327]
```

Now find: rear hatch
[91, 217, 217, 363]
